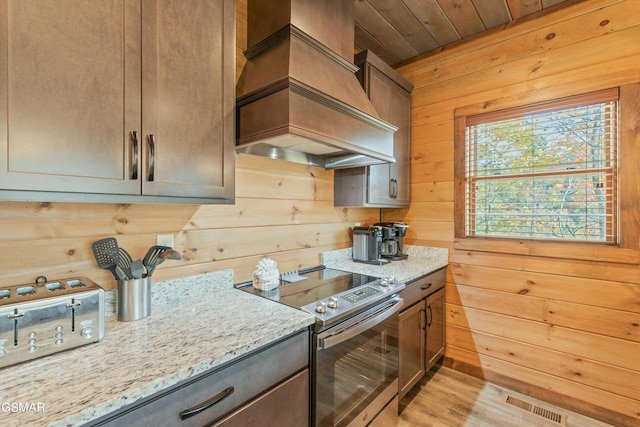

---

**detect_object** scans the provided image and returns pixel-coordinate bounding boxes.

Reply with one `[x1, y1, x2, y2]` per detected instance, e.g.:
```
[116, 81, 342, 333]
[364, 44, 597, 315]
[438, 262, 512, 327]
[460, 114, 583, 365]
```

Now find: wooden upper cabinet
[141, 0, 234, 200]
[366, 65, 412, 206]
[0, 1, 140, 196]
[0, 0, 235, 203]
[334, 50, 413, 208]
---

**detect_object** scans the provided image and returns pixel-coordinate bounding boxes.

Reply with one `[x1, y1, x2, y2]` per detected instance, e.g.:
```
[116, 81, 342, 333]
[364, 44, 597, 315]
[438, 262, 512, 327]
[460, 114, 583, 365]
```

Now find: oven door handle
[318, 297, 404, 350]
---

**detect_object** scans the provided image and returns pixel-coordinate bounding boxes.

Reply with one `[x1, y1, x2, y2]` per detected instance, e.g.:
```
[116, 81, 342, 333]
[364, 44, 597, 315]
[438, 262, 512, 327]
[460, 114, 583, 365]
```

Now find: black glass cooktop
[235, 266, 380, 309]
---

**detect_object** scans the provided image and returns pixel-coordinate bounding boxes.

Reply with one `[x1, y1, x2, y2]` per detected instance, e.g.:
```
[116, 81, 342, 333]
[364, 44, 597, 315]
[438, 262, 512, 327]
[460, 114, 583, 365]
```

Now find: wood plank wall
[0, 0, 378, 290]
[392, 0, 640, 425]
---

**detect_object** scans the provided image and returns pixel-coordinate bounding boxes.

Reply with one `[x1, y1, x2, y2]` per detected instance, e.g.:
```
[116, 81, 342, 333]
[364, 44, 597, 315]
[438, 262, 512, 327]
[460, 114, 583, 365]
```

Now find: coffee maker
[352, 225, 389, 265]
[374, 222, 409, 260]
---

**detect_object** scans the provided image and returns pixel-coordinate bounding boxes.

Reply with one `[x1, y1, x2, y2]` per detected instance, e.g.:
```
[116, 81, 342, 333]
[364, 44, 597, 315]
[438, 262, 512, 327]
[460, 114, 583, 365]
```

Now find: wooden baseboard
[442, 356, 638, 427]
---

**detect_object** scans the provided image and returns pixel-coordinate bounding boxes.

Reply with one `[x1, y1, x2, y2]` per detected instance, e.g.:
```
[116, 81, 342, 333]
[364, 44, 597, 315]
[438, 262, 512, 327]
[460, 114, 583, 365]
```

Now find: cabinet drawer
[213, 369, 309, 427]
[94, 330, 309, 427]
[400, 267, 446, 309]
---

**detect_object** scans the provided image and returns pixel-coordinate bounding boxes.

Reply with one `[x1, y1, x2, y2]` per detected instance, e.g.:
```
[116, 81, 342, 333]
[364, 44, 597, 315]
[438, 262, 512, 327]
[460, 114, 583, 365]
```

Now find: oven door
[313, 296, 403, 427]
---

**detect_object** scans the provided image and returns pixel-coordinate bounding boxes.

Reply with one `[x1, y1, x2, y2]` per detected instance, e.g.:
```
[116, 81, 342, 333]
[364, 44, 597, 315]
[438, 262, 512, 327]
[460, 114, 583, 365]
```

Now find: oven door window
[314, 312, 399, 427]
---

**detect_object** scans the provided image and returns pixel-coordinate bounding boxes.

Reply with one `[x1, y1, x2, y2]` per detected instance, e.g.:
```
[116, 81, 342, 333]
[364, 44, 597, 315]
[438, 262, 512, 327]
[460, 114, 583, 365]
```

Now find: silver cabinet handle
[179, 386, 234, 420]
[147, 134, 155, 182]
[389, 178, 398, 198]
[130, 131, 139, 180]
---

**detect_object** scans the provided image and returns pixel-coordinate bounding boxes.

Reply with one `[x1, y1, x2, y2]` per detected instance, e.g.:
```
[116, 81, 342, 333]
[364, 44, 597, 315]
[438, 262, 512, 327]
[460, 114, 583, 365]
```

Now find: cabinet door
[0, 0, 141, 195]
[366, 66, 411, 207]
[398, 301, 426, 399]
[366, 66, 394, 205]
[388, 82, 411, 205]
[141, 0, 235, 200]
[425, 288, 445, 371]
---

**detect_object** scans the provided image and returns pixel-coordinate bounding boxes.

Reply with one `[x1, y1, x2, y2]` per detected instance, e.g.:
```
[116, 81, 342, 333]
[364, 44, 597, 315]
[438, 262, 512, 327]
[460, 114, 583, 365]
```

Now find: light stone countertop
[0, 270, 315, 427]
[322, 245, 449, 283]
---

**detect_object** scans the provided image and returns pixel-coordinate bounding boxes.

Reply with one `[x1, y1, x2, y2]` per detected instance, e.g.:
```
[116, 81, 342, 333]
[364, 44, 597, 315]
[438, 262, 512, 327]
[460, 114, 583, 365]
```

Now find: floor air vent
[502, 393, 567, 426]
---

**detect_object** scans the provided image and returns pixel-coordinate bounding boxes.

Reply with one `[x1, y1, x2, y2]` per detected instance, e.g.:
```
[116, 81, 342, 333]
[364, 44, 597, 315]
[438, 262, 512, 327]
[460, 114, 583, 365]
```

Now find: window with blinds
[464, 88, 619, 243]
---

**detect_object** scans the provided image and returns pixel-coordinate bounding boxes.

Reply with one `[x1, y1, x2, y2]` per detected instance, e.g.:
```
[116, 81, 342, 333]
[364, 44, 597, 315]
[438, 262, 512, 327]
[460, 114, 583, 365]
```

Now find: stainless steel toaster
[0, 276, 104, 369]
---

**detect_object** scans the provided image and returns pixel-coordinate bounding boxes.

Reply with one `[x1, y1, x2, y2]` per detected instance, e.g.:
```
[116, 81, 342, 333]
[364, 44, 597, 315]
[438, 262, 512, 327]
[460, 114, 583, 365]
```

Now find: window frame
[454, 84, 640, 263]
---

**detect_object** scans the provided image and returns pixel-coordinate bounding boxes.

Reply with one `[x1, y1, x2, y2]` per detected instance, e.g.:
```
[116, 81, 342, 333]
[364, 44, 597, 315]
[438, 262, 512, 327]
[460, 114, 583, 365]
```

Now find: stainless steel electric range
[236, 266, 405, 427]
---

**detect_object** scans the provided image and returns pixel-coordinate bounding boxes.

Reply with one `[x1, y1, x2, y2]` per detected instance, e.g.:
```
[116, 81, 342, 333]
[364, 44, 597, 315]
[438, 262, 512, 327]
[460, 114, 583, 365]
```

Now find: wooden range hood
[236, 0, 397, 169]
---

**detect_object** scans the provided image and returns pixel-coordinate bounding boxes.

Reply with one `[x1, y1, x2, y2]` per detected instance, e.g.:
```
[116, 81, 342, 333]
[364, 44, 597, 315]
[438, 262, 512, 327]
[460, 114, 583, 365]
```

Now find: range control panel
[301, 276, 405, 329]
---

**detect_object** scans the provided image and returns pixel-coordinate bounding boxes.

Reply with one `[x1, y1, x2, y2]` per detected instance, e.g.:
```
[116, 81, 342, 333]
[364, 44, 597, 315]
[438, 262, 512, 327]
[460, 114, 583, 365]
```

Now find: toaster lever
[66, 301, 81, 309]
[66, 298, 81, 332]
[6, 310, 24, 320]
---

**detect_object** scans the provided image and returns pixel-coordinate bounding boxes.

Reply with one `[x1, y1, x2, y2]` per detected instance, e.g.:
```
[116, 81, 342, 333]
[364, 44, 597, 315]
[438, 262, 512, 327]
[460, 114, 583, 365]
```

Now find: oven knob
[388, 276, 396, 284]
[327, 297, 339, 309]
[379, 279, 389, 287]
[315, 302, 327, 314]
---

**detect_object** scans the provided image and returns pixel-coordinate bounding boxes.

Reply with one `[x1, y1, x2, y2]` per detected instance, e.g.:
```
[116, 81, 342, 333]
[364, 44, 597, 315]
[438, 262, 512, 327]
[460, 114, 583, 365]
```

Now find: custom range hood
[236, 0, 397, 169]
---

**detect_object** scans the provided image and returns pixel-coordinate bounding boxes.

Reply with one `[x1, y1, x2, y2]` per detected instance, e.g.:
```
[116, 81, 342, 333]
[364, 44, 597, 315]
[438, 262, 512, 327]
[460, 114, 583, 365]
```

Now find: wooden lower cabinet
[425, 288, 446, 371]
[213, 370, 308, 427]
[398, 301, 426, 398]
[90, 330, 309, 427]
[398, 268, 446, 399]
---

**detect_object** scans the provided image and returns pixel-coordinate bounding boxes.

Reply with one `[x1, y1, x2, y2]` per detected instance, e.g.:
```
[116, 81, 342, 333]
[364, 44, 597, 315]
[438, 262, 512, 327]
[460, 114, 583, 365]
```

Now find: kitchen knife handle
[147, 134, 155, 182]
[130, 131, 139, 180]
[179, 386, 234, 420]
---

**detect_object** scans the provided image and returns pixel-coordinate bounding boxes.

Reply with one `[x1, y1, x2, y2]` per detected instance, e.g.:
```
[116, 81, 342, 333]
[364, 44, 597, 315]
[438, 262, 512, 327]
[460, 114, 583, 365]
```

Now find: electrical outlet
[156, 234, 174, 248]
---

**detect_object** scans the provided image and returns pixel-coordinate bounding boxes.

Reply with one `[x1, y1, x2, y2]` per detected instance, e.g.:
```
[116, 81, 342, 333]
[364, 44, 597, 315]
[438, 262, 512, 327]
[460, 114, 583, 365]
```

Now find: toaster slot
[45, 282, 65, 292]
[66, 280, 86, 288]
[16, 286, 36, 296]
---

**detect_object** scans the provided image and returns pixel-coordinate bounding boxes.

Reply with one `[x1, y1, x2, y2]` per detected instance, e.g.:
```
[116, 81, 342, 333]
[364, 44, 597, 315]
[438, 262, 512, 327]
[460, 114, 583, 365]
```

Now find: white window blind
[464, 89, 618, 242]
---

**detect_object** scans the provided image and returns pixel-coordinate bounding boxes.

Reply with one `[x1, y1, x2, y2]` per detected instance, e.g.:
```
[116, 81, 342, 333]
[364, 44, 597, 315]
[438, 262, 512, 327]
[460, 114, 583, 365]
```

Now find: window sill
[454, 236, 640, 264]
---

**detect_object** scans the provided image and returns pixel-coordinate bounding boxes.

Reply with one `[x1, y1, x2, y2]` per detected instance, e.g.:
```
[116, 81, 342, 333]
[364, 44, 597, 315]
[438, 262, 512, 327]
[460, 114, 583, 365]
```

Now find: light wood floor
[398, 366, 614, 427]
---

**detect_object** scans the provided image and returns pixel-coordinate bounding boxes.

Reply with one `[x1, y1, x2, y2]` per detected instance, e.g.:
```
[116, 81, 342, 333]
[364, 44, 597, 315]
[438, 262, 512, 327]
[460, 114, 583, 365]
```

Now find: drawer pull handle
[179, 386, 234, 420]
[421, 283, 432, 291]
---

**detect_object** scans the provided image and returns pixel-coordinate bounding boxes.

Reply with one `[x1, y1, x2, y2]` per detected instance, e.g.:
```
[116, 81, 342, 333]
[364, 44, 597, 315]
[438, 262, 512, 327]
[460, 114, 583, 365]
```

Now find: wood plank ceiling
[354, 0, 578, 66]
